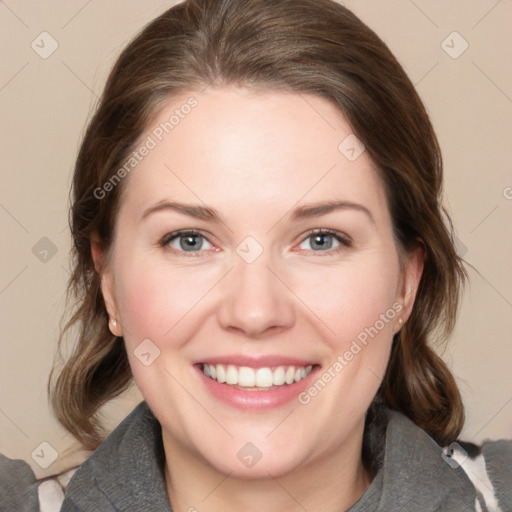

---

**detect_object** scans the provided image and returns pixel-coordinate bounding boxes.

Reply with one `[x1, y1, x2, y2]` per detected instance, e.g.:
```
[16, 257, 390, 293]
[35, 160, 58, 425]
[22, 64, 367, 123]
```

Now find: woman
[42, 0, 510, 510]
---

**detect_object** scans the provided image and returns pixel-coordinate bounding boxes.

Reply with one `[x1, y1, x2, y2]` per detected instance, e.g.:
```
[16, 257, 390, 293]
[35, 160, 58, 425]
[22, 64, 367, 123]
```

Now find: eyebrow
[290, 200, 374, 224]
[141, 201, 222, 222]
[141, 199, 375, 224]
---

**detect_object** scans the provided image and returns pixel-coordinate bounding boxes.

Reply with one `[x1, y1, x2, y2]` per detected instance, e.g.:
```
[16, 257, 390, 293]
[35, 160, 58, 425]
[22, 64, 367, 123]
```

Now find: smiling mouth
[200, 363, 315, 391]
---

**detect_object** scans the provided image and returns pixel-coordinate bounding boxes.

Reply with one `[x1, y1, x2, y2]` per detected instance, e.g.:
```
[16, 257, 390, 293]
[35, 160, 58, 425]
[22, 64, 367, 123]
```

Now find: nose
[216, 255, 296, 339]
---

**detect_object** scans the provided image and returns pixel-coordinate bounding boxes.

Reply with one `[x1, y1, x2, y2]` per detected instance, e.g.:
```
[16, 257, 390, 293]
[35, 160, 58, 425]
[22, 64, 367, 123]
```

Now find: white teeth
[272, 366, 285, 385]
[256, 368, 274, 387]
[238, 367, 255, 387]
[216, 364, 226, 383]
[202, 363, 314, 389]
[225, 365, 238, 385]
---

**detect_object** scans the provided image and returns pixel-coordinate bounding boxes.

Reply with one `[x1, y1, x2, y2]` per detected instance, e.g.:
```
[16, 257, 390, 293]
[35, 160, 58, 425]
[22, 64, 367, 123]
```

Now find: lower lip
[195, 365, 319, 410]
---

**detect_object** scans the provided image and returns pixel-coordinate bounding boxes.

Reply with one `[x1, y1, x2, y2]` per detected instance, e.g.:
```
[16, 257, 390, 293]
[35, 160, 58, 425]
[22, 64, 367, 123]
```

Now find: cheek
[113, 255, 216, 349]
[112, 257, 216, 402]
[119, 277, 168, 342]
[292, 251, 401, 345]
[294, 257, 401, 414]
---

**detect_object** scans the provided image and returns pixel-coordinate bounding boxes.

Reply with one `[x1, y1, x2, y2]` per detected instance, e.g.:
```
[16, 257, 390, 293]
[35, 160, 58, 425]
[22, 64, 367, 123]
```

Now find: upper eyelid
[161, 228, 351, 251]
[161, 229, 213, 246]
[301, 228, 351, 242]
[297, 229, 352, 251]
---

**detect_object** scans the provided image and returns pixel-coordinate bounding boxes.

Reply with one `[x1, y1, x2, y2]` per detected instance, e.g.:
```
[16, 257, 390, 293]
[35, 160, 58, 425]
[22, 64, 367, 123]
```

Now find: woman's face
[98, 87, 422, 478]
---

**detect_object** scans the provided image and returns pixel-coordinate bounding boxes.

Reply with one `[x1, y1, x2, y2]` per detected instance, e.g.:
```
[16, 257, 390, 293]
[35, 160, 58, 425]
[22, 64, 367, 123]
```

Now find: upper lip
[195, 355, 318, 368]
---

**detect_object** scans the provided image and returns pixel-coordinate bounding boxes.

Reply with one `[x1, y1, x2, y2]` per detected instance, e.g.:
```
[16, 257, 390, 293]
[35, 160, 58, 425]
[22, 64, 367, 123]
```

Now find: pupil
[181, 235, 201, 251]
[312, 234, 332, 250]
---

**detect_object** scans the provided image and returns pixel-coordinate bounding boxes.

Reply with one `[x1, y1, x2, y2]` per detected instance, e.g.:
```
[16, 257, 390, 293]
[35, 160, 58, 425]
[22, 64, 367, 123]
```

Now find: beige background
[0, 0, 511, 478]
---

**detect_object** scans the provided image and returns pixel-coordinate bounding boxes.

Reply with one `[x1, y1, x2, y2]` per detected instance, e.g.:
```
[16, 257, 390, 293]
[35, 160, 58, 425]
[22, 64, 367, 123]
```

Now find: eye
[160, 230, 214, 254]
[298, 229, 351, 254]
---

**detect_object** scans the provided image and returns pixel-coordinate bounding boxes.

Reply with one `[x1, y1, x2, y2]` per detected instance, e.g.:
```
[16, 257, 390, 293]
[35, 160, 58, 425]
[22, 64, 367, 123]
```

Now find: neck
[163, 420, 372, 512]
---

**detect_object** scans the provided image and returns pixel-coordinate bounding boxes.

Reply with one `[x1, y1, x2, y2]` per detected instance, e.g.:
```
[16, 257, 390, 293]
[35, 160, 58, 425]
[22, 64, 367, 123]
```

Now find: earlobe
[101, 272, 123, 337]
[90, 231, 123, 336]
[108, 315, 122, 337]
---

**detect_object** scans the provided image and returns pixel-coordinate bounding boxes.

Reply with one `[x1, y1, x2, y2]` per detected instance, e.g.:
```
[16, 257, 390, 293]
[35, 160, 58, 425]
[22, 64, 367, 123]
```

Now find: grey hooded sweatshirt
[2, 401, 511, 511]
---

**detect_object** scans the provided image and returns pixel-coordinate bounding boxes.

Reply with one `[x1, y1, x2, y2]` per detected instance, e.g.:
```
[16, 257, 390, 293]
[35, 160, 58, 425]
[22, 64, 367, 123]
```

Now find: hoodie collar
[79, 401, 477, 511]
[349, 407, 477, 511]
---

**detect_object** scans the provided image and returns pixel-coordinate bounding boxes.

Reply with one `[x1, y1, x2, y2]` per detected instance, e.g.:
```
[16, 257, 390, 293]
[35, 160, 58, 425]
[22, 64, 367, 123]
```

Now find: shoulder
[0, 453, 39, 511]
[361, 405, 511, 512]
[0, 453, 79, 512]
[60, 400, 171, 511]
[443, 437, 512, 512]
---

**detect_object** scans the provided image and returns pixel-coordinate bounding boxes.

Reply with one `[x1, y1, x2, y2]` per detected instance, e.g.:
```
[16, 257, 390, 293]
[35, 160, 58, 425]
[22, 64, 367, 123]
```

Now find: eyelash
[159, 229, 352, 257]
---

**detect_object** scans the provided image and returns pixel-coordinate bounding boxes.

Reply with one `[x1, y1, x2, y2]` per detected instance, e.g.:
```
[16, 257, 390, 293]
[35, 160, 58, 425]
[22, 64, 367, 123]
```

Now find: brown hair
[49, 0, 467, 451]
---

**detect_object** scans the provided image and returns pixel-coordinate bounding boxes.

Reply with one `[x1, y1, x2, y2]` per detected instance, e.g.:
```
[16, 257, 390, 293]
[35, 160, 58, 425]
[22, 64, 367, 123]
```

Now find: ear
[396, 242, 425, 327]
[91, 231, 123, 337]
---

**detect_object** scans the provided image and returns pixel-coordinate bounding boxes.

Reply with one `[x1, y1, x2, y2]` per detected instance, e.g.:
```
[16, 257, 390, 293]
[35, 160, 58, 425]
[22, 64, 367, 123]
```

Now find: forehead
[118, 87, 389, 225]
